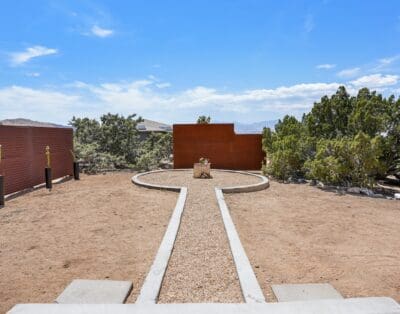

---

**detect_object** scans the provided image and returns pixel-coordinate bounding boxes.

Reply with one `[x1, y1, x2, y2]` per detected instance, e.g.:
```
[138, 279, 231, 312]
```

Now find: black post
[73, 161, 80, 180]
[45, 167, 52, 190]
[0, 175, 4, 206]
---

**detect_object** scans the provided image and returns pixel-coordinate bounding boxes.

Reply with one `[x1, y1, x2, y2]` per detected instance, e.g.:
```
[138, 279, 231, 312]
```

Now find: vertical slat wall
[0, 125, 73, 195]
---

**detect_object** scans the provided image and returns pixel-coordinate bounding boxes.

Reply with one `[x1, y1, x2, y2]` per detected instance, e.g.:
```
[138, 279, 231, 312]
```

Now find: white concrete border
[133, 169, 269, 193]
[132, 171, 187, 304]
[215, 169, 269, 193]
[216, 188, 266, 303]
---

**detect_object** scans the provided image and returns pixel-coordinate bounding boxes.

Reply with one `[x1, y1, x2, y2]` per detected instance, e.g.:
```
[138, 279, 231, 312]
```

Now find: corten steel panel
[0, 125, 73, 195]
[173, 124, 265, 170]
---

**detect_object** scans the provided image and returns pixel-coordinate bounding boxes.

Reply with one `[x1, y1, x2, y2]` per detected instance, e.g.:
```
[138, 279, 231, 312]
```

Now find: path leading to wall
[138, 171, 261, 303]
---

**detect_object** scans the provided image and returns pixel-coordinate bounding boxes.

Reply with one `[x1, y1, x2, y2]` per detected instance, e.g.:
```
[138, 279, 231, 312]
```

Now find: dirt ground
[0, 172, 177, 313]
[139, 170, 261, 303]
[226, 180, 400, 302]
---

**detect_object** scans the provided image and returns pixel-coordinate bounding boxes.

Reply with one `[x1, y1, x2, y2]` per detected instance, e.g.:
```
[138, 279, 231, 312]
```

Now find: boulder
[360, 188, 374, 197]
[347, 187, 361, 194]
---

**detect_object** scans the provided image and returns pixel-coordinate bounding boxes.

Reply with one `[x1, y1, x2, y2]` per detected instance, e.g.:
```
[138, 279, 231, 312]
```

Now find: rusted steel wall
[173, 124, 265, 170]
[0, 125, 73, 195]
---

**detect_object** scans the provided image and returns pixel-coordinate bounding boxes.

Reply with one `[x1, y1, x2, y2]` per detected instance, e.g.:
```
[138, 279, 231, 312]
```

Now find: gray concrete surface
[55, 279, 132, 304]
[272, 283, 343, 302]
[9, 297, 400, 314]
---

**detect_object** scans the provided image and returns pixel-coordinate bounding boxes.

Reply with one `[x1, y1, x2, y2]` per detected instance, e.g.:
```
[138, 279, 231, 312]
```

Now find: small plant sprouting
[199, 157, 209, 165]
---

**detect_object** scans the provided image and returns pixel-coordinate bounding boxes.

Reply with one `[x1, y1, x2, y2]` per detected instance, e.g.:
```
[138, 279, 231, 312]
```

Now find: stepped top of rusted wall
[173, 124, 264, 170]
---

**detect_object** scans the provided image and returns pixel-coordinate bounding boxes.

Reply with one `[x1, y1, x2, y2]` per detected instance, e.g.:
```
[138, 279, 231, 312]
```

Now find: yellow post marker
[45, 145, 51, 168]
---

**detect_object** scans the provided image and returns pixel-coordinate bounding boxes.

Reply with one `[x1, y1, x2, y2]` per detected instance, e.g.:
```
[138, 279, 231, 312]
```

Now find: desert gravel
[226, 180, 400, 302]
[139, 170, 261, 303]
[0, 172, 177, 313]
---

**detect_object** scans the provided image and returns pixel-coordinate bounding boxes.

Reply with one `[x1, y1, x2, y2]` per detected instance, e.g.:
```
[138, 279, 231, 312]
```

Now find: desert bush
[74, 142, 127, 174]
[70, 113, 172, 173]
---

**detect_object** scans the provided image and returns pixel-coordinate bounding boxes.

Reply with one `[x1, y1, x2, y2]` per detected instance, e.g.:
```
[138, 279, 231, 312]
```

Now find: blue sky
[1, 0, 400, 125]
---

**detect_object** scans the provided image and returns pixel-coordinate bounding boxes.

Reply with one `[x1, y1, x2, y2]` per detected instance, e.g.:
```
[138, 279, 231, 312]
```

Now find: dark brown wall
[0, 125, 73, 195]
[173, 124, 265, 170]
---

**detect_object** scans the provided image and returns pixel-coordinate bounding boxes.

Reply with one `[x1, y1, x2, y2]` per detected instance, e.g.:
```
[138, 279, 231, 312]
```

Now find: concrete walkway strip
[272, 283, 343, 302]
[132, 171, 188, 304]
[55, 279, 132, 304]
[9, 297, 400, 313]
[215, 187, 266, 303]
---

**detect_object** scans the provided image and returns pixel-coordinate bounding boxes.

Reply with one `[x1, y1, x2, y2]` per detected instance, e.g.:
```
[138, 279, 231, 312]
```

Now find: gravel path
[139, 170, 261, 303]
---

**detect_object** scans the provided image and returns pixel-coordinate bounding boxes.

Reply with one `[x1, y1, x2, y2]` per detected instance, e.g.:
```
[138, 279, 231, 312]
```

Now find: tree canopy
[197, 115, 211, 124]
[263, 86, 400, 186]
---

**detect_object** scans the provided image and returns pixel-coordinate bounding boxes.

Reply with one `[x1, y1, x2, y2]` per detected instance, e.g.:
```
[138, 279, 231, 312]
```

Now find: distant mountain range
[230, 120, 278, 134]
[0, 118, 68, 128]
[1, 118, 278, 134]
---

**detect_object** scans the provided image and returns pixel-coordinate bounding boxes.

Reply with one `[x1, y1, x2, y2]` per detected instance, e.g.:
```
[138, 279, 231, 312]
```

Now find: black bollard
[73, 161, 80, 180]
[45, 167, 52, 190]
[0, 175, 4, 206]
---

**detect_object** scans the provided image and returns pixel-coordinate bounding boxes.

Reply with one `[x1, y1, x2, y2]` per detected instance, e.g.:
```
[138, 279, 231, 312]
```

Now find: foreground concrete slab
[9, 297, 400, 314]
[272, 283, 343, 302]
[55, 279, 132, 304]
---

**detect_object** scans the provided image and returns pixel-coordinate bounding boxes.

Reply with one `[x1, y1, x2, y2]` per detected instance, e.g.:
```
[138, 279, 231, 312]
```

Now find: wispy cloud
[304, 14, 315, 33]
[378, 55, 400, 65]
[156, 82, 171, 89]
[10, 46, 58, 66]
[25, 72, 41, 77]
[337, 67, 360, 78]
[90, 25, 114, 37]
[316, 64, 336, 70]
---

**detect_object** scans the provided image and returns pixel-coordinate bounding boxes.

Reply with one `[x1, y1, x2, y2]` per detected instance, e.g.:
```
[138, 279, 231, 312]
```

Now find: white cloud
[350, 74, 399, 88]
[0, 86, 81, 123]
[10, 46, 58, 65]
[316, 64, 336, 70]
[91, 25, 114, 37]
[1, 76, 399, 125]
[337, 67, 360, 78]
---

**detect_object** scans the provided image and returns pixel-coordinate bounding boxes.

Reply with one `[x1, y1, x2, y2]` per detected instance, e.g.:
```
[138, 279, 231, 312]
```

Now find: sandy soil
[0, 172, 177, 313]
[226, 180, 400, 302]
[140, 170, 261, 303]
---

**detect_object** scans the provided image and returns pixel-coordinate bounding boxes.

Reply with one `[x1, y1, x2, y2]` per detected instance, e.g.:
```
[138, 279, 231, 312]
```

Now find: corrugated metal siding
[0, 125, 73, 194]
[173, 124, 265, 170]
